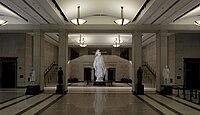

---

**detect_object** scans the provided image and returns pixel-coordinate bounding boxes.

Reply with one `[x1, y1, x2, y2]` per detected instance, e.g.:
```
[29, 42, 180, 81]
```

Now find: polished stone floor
[0, 87, 200, 115]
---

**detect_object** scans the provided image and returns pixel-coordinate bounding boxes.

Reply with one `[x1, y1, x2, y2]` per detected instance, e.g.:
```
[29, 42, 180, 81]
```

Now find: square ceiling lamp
[114, 6, 130, 26]
[71, 6, 87, 25]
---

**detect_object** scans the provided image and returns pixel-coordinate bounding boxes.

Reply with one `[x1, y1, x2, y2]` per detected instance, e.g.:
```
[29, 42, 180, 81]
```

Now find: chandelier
[113, 35, 123, 47]
[77, 34, 87, 47]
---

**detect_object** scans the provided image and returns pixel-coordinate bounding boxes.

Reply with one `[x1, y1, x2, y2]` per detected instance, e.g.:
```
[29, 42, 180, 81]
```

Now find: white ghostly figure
[162, 65, 170, 85]
[93, 88, 106, 115]
[30, 68, 36, 85]
[93, 49, 106, 82]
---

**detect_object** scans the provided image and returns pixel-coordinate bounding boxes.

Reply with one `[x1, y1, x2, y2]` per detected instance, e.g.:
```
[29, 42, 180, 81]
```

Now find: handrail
[142, 62, 156, 78]
[44, 62, 58, 77]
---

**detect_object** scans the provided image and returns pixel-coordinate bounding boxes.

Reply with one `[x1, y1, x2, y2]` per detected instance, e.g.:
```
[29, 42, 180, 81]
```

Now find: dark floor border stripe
[15, 94, 55, 115]
[134, 95, 164, 115]
[0, 95, 25, 104]
[34, 95, 65, 115]
[145, 94, 183, 115]
[0, 95, 34, 110]
[164, 95, 200, 111]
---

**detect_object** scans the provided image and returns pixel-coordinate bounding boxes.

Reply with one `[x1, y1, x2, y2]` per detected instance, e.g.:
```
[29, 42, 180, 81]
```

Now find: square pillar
[132, 30, 142, 93]
[156, 29, 168, 92]
[58, 29, 68, 93]
[33, 29, 44, 91]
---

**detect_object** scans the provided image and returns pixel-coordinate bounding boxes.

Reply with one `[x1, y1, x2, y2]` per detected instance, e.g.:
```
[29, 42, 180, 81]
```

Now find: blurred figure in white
[93, 49, 106, 82]
[162, 65, 170, 85]
[30, 68, 36, 85]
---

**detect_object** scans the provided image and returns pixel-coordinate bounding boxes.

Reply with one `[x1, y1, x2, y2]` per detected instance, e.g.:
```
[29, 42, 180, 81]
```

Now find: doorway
[184, 58, 200, 89]
[84, 68, 91, 81]
[0, 58, 17, 88]
[108, 68, 115, 81]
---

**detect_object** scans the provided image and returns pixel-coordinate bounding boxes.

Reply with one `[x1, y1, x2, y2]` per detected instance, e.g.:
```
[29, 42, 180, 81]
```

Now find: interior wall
[44, 40, 58, 70]
[175, 33, 200, 85]
[0, 33, 26, 87]
[142, 41, 156, 71]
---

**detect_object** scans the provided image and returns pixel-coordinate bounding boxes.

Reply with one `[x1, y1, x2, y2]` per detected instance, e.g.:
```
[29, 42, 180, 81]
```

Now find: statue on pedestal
[58, 67, 63, 85]
[162, 65, 170, 85]
[30, 68, 36, 85]
[137, 66, 143, 85]
[93, 49, 106, 82]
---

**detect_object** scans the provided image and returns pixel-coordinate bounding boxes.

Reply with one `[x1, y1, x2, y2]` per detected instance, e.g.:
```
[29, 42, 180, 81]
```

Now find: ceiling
[0, 0, 200, 47]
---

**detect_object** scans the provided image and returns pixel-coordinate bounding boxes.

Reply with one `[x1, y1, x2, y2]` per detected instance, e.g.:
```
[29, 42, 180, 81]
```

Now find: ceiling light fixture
[114, 6, 130, 26]
[71, 6, 87, 25]
[194, 20, 200, 26]
[78, 34, 87, 47]
[0, 19, 8, 26]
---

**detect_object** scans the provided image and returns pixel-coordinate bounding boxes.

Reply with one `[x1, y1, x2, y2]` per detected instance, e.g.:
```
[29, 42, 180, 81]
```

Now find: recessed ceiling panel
[56, 0, 146, 24]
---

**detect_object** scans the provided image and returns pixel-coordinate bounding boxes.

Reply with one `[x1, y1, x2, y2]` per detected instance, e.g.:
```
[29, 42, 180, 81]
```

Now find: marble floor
[0, 87, 200, 115]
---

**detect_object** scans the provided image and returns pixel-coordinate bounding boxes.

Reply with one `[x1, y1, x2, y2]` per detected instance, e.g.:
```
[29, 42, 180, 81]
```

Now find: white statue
[162, 65, 170, 85]
[93, 49, 106, 82]
[30, 68, 36, 85]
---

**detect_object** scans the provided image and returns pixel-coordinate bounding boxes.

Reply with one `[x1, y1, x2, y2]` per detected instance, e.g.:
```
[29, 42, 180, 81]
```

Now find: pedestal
[136, 84, 144, 95]
[161, 85, 172, 95]
[94, 81, 106, 86]
[56, 84, 66, 94]
[25, 85, 40, 95]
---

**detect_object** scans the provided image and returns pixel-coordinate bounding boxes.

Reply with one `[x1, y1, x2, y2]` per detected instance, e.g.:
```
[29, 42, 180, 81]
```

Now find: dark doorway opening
[184, 58, 200, 89]
[108, 68, 115, 81]
[0, 58, 17, 88]
[84, 68, 91, 81]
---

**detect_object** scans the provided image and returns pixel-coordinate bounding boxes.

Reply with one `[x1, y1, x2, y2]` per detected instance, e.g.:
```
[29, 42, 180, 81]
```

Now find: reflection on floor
[0, 87, 200, 115]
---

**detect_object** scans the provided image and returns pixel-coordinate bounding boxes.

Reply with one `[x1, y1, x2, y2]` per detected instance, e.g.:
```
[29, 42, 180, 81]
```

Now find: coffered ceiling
[0, 0, 199, 47]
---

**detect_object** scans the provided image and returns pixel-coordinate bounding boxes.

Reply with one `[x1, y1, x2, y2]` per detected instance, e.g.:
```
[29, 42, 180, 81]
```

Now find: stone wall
[0, 33, 26, 87]
[142, 41, 156, 71]
[69, 55, 131, 81]
[175, 33, 200, 85]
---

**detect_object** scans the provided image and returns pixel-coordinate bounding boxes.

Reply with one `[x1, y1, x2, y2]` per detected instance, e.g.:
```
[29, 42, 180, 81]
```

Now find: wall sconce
[71, 6, 87, 25]
[114, 6, 130, 26]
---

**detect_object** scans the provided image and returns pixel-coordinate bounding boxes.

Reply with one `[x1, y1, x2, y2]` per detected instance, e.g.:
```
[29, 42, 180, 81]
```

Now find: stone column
[132, 30, 142, 92]
[33, 29, 44, 90]
[58, 29, 68, 92]
[156, 28, 168, 92]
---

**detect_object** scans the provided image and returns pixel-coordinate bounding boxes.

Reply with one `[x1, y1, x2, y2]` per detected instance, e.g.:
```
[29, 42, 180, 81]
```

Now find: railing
[142, 62, 156, 78]
[44, 61, 58, 77]
[173, 85, 200, 104]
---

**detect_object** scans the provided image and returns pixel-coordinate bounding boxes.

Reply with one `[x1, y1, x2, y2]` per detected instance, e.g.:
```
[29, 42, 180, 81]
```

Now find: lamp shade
[71, 6, 87, 25]
[114, 18, 130, 25]
[114, 6, 130, 25]
[0, 19, 8, 26]
[194, 20, 200, 26]
[71, 18, 87, 25]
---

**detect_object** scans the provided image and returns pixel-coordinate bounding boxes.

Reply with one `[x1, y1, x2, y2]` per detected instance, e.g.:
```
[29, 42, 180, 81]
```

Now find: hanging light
[77, 34, 87, 47]
[194, 20, 200, 26]
[71, 6, 87, 25]
[113, 35, 123, 47]
[0, 19, 8, 26]
[114, 6, 130, 26]
[114, 35, 123, 43]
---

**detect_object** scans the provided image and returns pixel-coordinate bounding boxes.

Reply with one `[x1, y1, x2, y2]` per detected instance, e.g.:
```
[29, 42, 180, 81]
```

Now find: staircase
[142, 63, 156, 88]
[44, 63, 58, 87]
